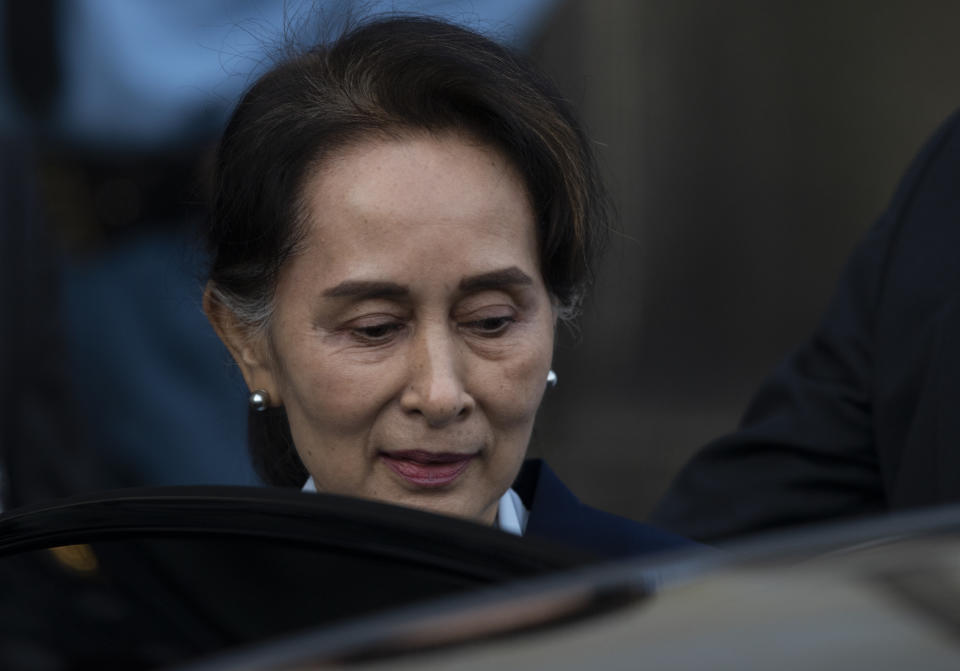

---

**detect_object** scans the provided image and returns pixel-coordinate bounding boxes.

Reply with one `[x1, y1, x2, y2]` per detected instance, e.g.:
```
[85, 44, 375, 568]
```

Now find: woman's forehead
[289, 133, 541, 289]
[305, 130, 528, 207]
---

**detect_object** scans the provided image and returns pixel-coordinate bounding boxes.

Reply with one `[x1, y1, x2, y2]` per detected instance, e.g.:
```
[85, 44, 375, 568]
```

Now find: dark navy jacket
[513, 459, 696, 559]
[653, 109, 960, 542]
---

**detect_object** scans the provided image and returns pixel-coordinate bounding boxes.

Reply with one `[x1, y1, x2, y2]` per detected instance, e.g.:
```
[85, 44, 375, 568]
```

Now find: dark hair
[205, 15, 608, 486]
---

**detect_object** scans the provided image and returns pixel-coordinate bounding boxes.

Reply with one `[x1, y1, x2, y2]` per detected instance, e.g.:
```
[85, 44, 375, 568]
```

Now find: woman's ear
[202, 283, 279, 402]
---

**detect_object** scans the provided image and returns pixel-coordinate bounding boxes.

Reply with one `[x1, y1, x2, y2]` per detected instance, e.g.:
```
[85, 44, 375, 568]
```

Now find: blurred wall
[526, 0, 960, 519]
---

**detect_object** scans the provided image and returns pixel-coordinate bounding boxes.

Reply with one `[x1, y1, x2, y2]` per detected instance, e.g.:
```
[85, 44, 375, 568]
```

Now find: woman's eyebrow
[459, 267, 533, 292]
[321, 268, 532, 299]
[322, 280, 408, 300]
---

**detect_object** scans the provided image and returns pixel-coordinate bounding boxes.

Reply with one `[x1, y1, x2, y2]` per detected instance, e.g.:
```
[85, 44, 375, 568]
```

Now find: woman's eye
[464, 315, 515, 337]
[351, 322, 403, 343]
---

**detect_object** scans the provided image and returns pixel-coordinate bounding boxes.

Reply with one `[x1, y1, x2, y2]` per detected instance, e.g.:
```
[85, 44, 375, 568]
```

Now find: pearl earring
[249, 389, 271, 412]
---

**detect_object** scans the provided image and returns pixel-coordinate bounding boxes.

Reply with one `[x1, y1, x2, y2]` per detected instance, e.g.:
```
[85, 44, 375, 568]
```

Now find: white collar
[301, 477, 527, 536]
[496, 487, 528, 536]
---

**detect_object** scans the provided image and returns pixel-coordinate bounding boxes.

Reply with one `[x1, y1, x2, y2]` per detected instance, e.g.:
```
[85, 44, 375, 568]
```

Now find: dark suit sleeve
[650, 111, 960, 543]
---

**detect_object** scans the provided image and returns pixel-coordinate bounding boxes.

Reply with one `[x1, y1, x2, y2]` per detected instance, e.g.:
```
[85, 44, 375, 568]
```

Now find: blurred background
[529, 0, 960, 518]
[2, 0, 959, 519]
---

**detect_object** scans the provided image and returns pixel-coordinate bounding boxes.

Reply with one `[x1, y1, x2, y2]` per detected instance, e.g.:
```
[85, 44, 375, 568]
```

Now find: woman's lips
[380, 450, 476, 488]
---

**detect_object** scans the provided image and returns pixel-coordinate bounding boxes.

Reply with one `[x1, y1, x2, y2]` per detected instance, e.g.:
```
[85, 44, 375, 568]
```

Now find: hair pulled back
[205, 16, 608, 485]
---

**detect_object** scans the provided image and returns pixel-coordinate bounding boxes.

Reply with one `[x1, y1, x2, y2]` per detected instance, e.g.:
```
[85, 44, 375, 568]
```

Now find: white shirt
[302, 476, 529, 536]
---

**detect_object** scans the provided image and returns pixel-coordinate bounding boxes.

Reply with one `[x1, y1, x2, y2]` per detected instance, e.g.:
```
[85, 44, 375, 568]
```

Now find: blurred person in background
[0, 0, 557, 510]
[653, 109, 960, 542]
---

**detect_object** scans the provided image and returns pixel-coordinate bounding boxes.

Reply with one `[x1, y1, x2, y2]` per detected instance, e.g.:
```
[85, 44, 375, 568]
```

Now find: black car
[178, 504, 960, 671]
[8, 488, 960, 670]
[0, 486, 590, 670]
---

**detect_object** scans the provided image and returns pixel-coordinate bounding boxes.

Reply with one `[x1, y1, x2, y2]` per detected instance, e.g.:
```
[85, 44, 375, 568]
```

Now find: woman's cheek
[307, 361, 398, 425]
[490, 353, 549, 422]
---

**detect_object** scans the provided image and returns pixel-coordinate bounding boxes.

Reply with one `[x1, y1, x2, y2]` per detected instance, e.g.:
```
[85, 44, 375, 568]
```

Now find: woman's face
[235, 133, 555, 524]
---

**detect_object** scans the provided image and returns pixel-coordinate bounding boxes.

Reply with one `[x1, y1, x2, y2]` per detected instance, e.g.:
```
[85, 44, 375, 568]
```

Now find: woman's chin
[381, 491, 497, 526]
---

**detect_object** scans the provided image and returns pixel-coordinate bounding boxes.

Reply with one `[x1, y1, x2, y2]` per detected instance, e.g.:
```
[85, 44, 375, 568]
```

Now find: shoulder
[514, 460, 699, 560]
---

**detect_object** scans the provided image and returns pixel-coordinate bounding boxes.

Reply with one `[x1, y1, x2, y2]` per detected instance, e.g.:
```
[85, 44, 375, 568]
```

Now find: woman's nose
[399, 327, 474, 426]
